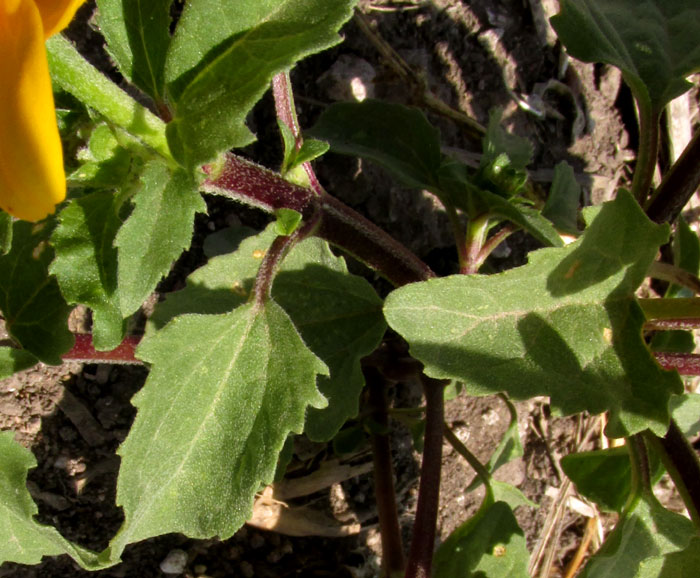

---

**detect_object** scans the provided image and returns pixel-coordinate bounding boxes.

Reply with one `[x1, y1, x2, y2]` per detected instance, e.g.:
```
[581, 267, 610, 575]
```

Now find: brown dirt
[2, 1, 697, 577]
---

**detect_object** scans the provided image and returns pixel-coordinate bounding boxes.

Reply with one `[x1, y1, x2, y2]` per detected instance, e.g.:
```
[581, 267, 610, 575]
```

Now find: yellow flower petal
[33, 0, 86, 38]
[0, 0, 66, 221]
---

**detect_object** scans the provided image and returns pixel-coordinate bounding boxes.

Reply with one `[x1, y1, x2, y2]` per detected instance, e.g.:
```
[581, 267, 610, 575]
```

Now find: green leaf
[295, 139, 331, 166]
[308, 99, 443, 190]
[384, 191, 680, 437]
[550, 0, 700, 112]
[116, 161, 206, 316]
[148, 225, 386, 442]
[0, 431, 99, 568]
[542, 161, 581, 234]
[108, 301, 327, 557]
[0, 211, 11, 254]
[433, 501, 530, 578]
[560, 447, 666, 513]
[437, 159, 563, 246]
[68, 124, 134, 189]
[481, 109, 533, 171]
[491, 481, 538, 510]
[0, 348, 37, 379]
[0, 222, 73, 364]
[164, 0, 357, 167]
[274, 208, 302, 236]
[50, 193, 125, 350]
[670, 394, 700, 438]
[637, 537, 700, 578]
[96, 0, 172, 103]
[579, 493, 694, 578]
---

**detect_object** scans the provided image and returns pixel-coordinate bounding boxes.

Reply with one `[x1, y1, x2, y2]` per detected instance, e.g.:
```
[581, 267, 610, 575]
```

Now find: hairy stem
[203, 154, 434, 286]
[405, 376, 446, 578]
[646, 130, 700, 225]
[253, 216, 318, 306]
[62, 334, 141, 364]
[654, 352, 700, 375]
[645, 420, 700, 530]
[366, 367, 406, 576]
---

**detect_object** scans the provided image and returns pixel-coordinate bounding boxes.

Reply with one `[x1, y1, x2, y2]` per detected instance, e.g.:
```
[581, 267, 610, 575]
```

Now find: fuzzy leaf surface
[109, 301, 327, 557]
[384, 192, 680, 437]
[148, 225, 386, 441]
[0, 222, 73, 364]
[551, 0, 700, 111]
[433, 501, 529, 578]
[164, 0, 357, 166]
[96, 0, 172, 102]
[116, 161, 206, 316]
[579, 494, 694, 578]
[50, 192, 125, 350]
[637, 537, 700, 578]
[0, 432, 98, 568]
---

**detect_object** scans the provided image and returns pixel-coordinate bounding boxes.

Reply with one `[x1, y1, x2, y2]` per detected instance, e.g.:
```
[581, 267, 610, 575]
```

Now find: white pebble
[160, 549, 188, 574]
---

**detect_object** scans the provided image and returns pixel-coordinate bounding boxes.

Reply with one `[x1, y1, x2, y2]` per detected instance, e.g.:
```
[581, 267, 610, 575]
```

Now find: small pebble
[239, 561, 255, 578]
[250, 533, 265, 549]
[160, 549, 188, 575]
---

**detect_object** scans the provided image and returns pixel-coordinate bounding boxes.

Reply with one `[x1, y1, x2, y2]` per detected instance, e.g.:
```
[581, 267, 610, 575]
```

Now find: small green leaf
[437, 160, 563, 246]
[274, 208, 302, 236]
[481, 109, 533, 172]
[433, 501, 530, 578]
[551, 0, 700, 113]
[116, 161, 206, 316]
[384, 192, 680, 437]
[164, 0, 357, 166]
[108, 301, 327, 558]
[0, 432, 99, 568]
[50, 192, 125, 350]
[96, 0, 172, 103]
[0, 222, 73, 364]
[579, 493, 694, 578]
[308, 99, 443, 190]
[543, 161, 581, 234]
[0, 348, 37, 379]
[295, 139, 330, 166]
[491, 481, 538, 510]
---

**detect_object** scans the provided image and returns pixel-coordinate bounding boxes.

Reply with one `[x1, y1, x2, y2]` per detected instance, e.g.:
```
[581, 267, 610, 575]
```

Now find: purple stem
[405, 376, 446, 578]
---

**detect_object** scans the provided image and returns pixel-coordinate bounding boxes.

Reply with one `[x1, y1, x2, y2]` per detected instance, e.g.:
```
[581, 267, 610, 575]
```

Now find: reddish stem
[366, 367, 406, 575]
[654, 352, 700, 375]
[62, 334, 141, 364]
[405, 376, 446, 578]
